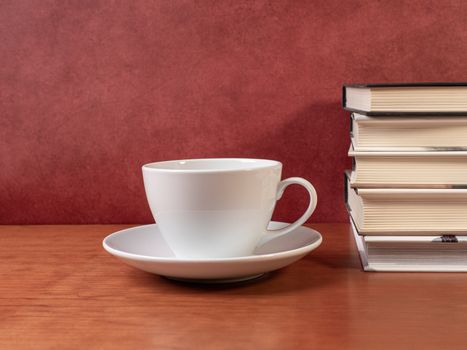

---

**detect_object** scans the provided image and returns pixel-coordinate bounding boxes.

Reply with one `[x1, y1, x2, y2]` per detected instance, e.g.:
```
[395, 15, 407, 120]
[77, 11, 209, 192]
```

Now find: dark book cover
[343, 170, 351, 212]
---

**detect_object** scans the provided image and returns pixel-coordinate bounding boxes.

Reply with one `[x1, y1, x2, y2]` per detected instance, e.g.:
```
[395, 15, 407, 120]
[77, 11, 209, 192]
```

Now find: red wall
[2, 0, 467, 224]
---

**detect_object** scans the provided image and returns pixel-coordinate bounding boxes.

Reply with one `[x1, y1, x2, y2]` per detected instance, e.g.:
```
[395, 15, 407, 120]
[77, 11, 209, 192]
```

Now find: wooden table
[1, 224, 467, 349]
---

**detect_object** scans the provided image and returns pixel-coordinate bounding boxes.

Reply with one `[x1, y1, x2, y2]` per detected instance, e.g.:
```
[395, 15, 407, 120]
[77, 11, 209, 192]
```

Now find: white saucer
[103, 221, 322, 283]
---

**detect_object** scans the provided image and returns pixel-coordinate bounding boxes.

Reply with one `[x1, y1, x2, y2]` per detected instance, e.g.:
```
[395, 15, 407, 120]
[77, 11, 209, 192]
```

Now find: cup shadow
[127, 260, 338, 295]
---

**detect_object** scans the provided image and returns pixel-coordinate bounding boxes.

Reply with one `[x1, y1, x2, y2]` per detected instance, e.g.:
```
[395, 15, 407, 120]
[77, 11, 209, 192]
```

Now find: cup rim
[142, 158, 282, 173]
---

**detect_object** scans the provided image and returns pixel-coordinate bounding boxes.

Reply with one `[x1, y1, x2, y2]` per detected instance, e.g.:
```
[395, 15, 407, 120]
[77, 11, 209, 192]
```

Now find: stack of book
[343, 83, 467, 272]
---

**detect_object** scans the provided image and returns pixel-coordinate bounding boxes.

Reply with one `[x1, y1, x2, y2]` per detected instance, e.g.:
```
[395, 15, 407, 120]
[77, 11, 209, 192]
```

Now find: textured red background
[2, 0, 467, 224]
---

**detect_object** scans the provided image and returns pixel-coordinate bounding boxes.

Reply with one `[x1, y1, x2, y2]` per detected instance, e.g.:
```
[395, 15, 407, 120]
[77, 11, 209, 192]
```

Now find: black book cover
[344, 170, 351, 212]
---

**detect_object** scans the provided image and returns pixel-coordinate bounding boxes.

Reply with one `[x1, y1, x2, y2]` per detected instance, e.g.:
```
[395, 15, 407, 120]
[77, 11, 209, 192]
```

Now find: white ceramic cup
[142, 158, 317, 259]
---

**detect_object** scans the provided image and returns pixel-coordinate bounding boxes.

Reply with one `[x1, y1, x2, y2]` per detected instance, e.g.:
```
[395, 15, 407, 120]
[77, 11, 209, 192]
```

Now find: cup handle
[258, 177, 317, 247]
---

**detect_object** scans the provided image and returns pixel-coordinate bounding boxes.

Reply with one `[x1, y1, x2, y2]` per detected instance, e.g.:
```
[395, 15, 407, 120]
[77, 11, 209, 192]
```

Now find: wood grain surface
[1, 224, 467, 349]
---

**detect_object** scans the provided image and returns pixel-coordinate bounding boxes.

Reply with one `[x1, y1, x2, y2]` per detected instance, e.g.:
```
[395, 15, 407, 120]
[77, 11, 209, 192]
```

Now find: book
[344, 171, 467, 235]
[348, 145, 467, 188]
[350, 218, 467, 272]
[350, 113, 467, 151]
[343, 82, 467, 115]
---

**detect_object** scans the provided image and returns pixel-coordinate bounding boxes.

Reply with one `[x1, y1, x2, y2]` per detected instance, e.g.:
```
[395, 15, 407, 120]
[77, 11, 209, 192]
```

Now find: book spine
[342, 85, 347, 109]
[344, 172, 349, 210]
